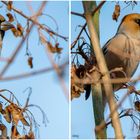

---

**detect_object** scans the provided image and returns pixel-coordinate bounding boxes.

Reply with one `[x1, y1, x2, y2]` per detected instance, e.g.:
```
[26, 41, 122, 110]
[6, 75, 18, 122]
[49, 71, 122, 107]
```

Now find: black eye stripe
[135, 19, 140, 25]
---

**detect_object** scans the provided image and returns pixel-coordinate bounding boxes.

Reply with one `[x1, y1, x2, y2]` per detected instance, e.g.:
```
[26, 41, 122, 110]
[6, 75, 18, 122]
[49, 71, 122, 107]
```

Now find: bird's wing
[103, 33, 128, 70]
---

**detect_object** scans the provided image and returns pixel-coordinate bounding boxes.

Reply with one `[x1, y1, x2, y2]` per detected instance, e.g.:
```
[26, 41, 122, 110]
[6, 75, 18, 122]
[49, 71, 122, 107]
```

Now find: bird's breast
[122, 37, 140, 77]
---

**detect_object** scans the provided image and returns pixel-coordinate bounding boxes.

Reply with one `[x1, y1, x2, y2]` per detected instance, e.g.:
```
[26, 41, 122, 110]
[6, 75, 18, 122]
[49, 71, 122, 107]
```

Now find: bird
[85, 13, 140, 103]
[0, 14, 14, 55]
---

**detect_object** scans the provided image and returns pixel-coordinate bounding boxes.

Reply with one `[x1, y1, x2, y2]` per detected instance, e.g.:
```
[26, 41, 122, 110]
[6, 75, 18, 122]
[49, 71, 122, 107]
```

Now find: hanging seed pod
[6, 13, 14, 22]
[112, 4, 120, 21]
[134, 101, 140, 112]
[28, 57, 33, 68]
[7, 1, 13, 11]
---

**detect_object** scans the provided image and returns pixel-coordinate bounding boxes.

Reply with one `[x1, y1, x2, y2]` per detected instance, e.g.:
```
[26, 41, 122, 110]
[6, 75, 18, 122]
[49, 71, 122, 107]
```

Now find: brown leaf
[71, 66, 85, 100]
[11, 27, 18, 37]
[7, 103, 29, 126]
[112, 4, 120, 21]
[17, 23, 23, 36]
[0, 124, 7, 139]
[6, 13, 14, 22]
[28, 57, 33, 68]
[127, 85, 135, 92]
[134, 101, 140, 112]
[7, 1, 13, 11]
[75, 65, 86, 79]
[11, 125, 20, 139]
[2, 106, 11, 123]
[25, 131, 35, 139]
[55, 43, 63, 53]
[9, 104, 21, 125]
[0, 103, 3, 112]
[11, 24, 23, 37]
[47, 42, 63, 53]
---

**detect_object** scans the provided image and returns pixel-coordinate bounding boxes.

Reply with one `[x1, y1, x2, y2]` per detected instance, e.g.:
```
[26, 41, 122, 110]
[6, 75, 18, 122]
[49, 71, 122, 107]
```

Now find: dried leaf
[11, 125, 20, 139]
[0, 15, 5, 22]
[75, 65, 86, 79]
[55, 43, 63, 53]
[11, 28, 18, 37]
[28, 57, 33, 68]
[17, 23, 23, 36]
[47, 42, 63, 53]
[0, 124, 7, 139]
[6, 13, 14, 22]
[134, 101, 140, 112]
[0, 103, 3, 112]
[11, 24, 23, 37]
[71, 66, 84, 100]
[2, 106, 11, 123]
[7, 1, 13, 11]
[127, 85, 135, 92]
[71, 84, 84, 100]
[25, 131, 35, 139]
[7, 103, 29, 126]
[40, 33, 62, 53]
[112, 4, 120, 21]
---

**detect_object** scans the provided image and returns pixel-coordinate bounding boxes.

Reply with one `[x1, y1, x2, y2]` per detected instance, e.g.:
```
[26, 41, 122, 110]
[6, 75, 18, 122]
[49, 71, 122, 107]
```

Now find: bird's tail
[84, 84, 91, 100]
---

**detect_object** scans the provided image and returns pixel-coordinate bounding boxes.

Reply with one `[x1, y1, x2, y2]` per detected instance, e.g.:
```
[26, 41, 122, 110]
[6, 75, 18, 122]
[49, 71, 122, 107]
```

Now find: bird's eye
[135, 19, 140, 25]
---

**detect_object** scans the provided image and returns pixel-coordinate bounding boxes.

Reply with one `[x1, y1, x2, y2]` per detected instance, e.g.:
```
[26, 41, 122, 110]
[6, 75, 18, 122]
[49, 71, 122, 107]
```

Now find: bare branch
[83, 1, 123, 138]
[0, 61, 68, 81]
[71, 1, 106, 49]
[71, 11, 84, 18]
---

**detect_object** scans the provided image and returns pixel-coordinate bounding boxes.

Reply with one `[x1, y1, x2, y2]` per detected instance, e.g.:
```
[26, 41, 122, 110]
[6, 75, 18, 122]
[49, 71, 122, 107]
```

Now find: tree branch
[0, 61, 68, 81]
[83, 1, 123, 138]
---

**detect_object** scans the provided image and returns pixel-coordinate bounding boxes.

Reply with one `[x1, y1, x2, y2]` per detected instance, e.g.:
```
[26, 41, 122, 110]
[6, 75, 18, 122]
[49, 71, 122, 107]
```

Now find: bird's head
[0, 14, 14, 31]
[118, 13, 140, 39]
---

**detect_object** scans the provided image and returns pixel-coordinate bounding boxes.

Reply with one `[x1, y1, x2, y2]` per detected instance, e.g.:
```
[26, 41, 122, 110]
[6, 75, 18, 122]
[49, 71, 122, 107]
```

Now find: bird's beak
[1, 21, 14, 31]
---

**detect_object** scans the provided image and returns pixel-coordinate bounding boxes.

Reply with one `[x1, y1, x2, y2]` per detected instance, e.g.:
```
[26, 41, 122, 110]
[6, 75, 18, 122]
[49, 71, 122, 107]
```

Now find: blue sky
[71, 1, 140, 139]
[0, 1, 69, 139]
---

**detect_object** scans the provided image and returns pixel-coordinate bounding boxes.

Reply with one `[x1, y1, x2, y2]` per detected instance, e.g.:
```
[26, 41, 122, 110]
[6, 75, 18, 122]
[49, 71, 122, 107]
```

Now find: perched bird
[0, 15, 14, 54]
[85, 13, 140, 102]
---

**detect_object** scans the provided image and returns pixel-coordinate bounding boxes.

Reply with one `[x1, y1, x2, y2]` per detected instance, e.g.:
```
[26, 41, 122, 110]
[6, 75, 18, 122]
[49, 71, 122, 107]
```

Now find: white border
[69, 0, 71, 139]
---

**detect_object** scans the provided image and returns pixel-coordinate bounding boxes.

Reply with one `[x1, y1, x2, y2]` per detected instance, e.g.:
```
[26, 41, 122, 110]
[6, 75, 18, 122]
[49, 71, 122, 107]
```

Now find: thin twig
[91, 1, 106, 16]
[71, 1, 106, 50]
[106, 109, 134, 126]
[71, 11, 84, 18]
[74, 73, 140, 86]
[0, 61, 68, 81]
